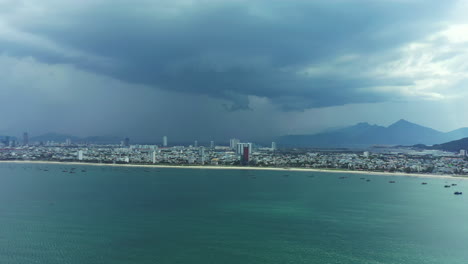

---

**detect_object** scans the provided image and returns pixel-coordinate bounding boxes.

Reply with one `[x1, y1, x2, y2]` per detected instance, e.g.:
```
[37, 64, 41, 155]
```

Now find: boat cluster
[334, 174, 463, 195]
[36, 166, 87, 174]
[441, 183, 463, 195]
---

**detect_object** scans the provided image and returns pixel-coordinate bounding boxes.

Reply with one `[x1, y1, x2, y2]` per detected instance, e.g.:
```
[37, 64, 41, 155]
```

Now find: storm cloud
[1, 0, 468, 141]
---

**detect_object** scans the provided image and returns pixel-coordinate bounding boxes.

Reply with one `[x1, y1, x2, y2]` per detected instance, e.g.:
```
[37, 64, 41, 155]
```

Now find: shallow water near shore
[0, 163, 467, 264]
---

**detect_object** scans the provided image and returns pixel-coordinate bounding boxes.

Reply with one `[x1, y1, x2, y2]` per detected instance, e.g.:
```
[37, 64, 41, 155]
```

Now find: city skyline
[5, 117, 468, 145]
[1, 1, 468, 141]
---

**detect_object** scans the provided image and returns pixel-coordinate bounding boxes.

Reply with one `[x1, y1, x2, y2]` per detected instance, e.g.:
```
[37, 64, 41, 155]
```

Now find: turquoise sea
[0, 163, 467, 264]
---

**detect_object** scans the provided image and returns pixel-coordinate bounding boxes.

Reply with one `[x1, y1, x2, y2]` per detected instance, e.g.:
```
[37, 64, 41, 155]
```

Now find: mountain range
[415, 137, 468, 152]
[277, 119, 468, 148]
[15, 119, 468, 148]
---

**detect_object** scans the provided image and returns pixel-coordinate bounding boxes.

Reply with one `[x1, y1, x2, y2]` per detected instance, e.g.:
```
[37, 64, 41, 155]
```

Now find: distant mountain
[443, 128, 468, 142]
[419, 137, 468, 152]
[30, 133, 122, 144]
[384, 119, 443, 145]
[277, 119, 468, 148]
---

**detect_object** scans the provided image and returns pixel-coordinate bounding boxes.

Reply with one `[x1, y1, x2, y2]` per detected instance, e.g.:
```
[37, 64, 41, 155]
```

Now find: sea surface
[0, 163, 467, 264]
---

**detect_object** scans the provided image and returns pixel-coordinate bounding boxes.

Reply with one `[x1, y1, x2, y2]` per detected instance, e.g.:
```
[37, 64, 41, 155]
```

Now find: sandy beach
[1, 160, 466, 180]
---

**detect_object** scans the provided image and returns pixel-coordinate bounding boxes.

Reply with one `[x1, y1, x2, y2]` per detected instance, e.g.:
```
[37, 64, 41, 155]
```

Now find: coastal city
[1, 134, 468, 176]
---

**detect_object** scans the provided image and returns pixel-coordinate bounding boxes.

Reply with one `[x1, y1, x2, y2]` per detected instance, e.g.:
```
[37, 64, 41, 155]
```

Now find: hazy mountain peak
[278, 118, 465, 147]
[388, 119, 414, 128]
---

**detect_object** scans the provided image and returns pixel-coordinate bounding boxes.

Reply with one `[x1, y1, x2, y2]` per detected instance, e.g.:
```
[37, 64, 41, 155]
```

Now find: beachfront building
[199, 147, 206, 164]
[77, 150, 84, 161]
[236, 143, 252, 156]
[236, 143, 252, 165]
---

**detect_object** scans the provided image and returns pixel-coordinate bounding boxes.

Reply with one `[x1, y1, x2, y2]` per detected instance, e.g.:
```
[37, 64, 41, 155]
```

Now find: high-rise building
[271, 142, 277, 151]
[198, 147, 206, 164]
[229, 138, 240, 150]
[236, 142, 253, 165]
[23, 132, 29, 146]
[194, 140, 198, 148]
[77, 150, 84, 161]
[236, 143, 252, 156]
[460, 150, 466, 156]
[163, 136, 168, 147]
[152, 151, 157, 163]
[210, 141, 215, 148]
[66, 138, 72, 146]
[242, 145, 250, 165]
[124, 137, 130, 147]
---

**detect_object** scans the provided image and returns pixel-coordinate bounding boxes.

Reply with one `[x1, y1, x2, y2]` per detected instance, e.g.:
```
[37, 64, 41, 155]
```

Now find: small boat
[444, 185, 451, 188]
[451, 184, 457, 186]
[421, 182, 427, 185]
[454, 192, 463, 195]
[389, 181, 396, 183]
[366, 179, 371, 182]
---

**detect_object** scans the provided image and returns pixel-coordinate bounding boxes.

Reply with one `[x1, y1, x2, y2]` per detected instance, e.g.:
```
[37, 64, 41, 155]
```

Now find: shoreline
[1, 160, 466, 180]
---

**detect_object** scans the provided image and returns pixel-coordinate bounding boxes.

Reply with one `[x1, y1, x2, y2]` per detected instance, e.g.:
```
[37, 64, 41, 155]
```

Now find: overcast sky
[1, 0, 468, 142]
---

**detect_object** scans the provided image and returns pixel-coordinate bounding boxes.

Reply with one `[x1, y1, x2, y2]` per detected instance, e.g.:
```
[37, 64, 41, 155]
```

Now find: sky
[1, 0, 468, 143]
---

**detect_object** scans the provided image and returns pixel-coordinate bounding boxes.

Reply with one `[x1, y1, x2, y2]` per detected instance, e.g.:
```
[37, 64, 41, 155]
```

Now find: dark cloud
[1, 0, 468, 142]
[5, 0, 455, 110]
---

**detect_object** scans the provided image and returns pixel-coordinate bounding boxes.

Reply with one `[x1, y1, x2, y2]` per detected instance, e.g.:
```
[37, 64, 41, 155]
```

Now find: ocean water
[0, 163, 467, 264]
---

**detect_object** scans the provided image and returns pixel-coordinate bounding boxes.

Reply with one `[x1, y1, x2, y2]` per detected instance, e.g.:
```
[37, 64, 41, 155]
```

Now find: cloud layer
[1, 0, 468, 141]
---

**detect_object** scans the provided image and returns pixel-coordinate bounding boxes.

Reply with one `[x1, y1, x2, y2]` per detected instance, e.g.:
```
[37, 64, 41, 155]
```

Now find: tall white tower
[77, 150, 84, 161]
[163, 136, 168, 147]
